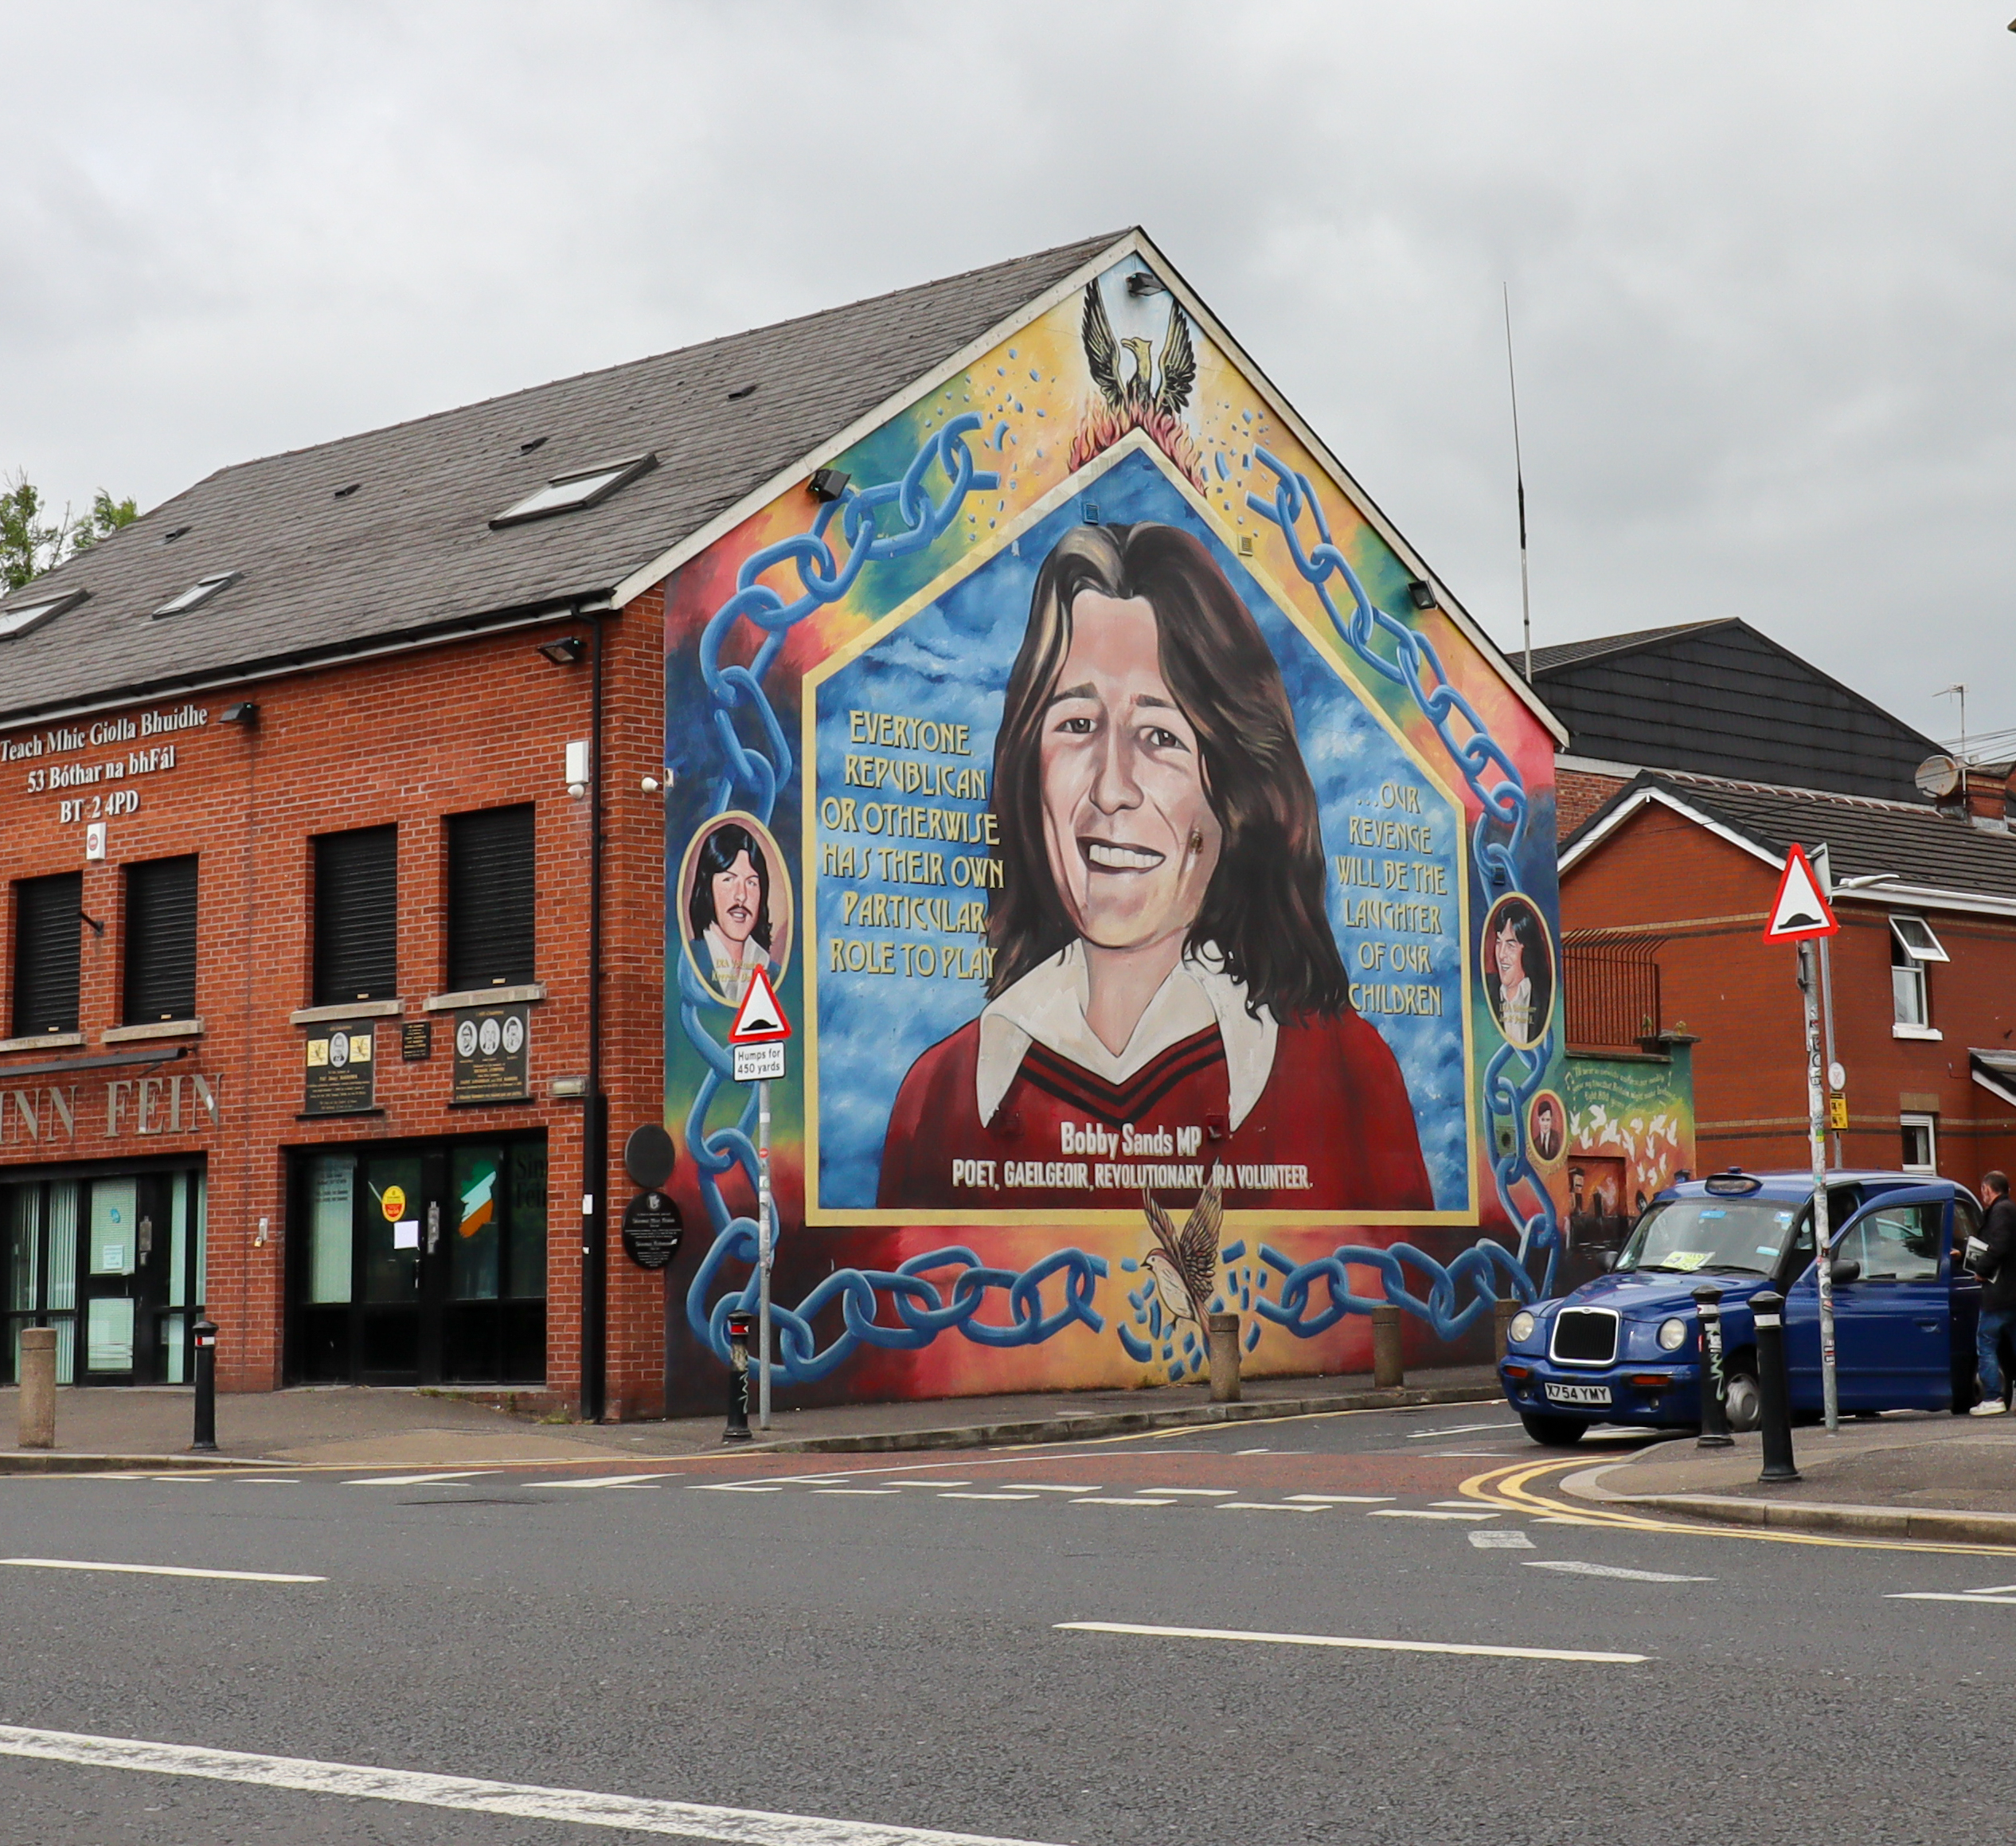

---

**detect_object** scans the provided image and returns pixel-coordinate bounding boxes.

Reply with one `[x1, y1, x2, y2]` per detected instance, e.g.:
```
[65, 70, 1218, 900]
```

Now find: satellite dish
[1916, 753, 1962, 800]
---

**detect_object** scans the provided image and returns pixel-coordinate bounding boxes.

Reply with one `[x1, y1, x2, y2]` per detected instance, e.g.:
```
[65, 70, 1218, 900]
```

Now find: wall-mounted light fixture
[76, 909, 105, 937]
[220, 701, 259, 725]
[808, 467, 850, 503]
[540, 635, 588, 667]
[1407, 581, 1437, 611]
[565, 739, 591, 800]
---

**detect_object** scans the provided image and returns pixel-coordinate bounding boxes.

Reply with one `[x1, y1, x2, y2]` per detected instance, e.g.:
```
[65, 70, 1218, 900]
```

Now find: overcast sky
[7, 2, 2014, 751]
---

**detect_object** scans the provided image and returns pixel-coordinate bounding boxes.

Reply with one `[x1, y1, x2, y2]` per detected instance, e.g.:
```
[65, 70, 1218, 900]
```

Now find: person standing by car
[1969, 1171, 2016, 1415]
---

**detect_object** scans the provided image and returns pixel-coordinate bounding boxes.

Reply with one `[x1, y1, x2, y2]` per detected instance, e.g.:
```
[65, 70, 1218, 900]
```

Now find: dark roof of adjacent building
[1531, 617, 1940, 802]
[0, 230, 1124, 728]
[1564, 766, 2016, 909]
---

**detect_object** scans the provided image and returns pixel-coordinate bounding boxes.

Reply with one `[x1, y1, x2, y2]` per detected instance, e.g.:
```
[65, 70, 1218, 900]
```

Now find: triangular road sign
[727, 965, 791, 1042]
[1764, 843, 1839, 943]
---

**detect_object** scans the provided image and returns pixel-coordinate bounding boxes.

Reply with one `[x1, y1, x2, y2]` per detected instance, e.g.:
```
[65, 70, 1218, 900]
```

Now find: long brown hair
[987, 522, 1350, 1021]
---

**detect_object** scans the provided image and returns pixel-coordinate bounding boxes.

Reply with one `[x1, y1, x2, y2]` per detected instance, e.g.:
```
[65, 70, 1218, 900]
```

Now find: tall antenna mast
[1939, 682, 1967, 761]
[1502, 284, 1532, 681]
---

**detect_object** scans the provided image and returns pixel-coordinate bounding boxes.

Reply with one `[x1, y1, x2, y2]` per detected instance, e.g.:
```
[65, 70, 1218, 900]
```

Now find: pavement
[2, 1398, 2010, 1845]
[1561, 1410, 2016, 1544]
[0, 1363, 1503, 1471]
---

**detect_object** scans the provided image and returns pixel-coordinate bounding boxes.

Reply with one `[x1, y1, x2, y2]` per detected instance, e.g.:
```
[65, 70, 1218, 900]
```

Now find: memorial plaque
[452, 1003, 530, 1105]
[401, 1019, 432, 1062]
[303, 1021, 375, 1116]
[621, 1191, 685, 1270]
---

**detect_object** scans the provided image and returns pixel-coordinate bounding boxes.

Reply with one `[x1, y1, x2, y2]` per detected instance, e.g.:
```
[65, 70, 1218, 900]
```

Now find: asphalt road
[1, 1402, 2010, 1845]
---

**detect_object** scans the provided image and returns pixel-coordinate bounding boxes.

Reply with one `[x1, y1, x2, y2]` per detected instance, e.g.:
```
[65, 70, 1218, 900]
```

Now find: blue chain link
[678, 419, 1560, 1381]
[1245, 447, 1559, 1321]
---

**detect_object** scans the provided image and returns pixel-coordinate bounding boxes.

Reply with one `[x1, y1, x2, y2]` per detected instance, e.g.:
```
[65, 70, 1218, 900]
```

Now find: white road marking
[1525, 1561, 1713, 1584]
[1234, 1448, 1272, 1455]
[885, 1480, 971, 1488]
[1432, 1451, 1522, 1458]
[1215, 1502, 1327, 1514]
[0, 1723, 1066, 1844]
[1, 1558, 323, 1584]
[528, 1476, 665, 1491]
[1407, 1422, 1517, 1440]
[812, 1488, 901, 1497]
[1887, 1593, 2016, 1605]
[1368, 1509, 1498, 1522]
[1431, 1500, 1492, 1509]
[1971, 1582, 2016, 1595]
[939, 1492, 1038, 1502]
[1287, 1493, 1393, 1504]
[1141, 1487, 1234, 1496]
[690, 1484, 784, 1493]
[1057, 1621, 1646, 1665]
[344, 1472, 495, 1488]
[999, 1485, 1101, 1494]
[1069, 1497, 1176, 1508]
[1469, 1531, 1535, 1550]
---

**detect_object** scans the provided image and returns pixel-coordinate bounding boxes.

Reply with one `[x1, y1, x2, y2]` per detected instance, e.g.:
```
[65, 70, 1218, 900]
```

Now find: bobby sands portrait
[876, 521, 1432, 1212]
[685, 818, 787, 1007]
[1483, 894, 1552, 1051]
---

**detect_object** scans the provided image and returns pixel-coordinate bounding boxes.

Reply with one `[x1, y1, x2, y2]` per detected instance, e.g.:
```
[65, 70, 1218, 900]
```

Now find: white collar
[975, 941, 1276, 1131]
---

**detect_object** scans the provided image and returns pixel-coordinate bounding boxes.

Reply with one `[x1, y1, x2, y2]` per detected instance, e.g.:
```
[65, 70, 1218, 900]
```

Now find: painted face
[710, 851, 764, 949]
[1038, 592, 1222, 956]
[1494, 920, 1526, 988]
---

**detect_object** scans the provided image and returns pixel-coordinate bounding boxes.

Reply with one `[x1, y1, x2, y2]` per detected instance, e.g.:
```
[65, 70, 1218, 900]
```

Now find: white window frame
[1900, 1112, 1938, 1176]
[1889, 917, 1941, 1036]
[1889, 914, 1949, 964]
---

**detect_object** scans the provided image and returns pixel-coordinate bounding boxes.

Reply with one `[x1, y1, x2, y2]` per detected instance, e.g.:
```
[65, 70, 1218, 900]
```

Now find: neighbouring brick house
[1560, 766, 2016, 1181]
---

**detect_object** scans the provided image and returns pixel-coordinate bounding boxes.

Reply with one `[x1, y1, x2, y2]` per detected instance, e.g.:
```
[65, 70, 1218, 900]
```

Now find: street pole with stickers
[726, 967, 791, 1433]
[1765, 844, 1842, 1434]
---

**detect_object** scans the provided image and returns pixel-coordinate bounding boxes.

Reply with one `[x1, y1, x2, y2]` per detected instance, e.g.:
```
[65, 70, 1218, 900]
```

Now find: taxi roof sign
[1764, 843, 1839, 944]
[726, 964, 791, 1043]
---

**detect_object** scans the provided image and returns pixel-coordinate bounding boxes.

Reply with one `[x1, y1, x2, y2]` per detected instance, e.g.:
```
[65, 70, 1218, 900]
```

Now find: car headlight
[1508, 1310, 1537, 1344]
[1657, 1316, 1689, 1352]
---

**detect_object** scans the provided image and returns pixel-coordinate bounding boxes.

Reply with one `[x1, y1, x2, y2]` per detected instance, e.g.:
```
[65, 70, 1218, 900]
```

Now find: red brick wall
[1561, 804, 2016, 1183]
[1556, 767, 1627, 841]
[0, 605, 666, 1411]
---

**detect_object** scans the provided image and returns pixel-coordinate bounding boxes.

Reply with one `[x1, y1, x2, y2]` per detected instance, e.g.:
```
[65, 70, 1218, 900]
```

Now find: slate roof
[1568, 768, 2016, 907]
[0, 230, 1125, 729]
[1530, 617, 1939, 801]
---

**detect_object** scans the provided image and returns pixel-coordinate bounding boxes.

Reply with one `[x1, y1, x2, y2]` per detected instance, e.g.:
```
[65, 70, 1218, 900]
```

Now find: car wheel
[1722, 1367, 1763, 1433]
[1519, 1412, 1588, 1448]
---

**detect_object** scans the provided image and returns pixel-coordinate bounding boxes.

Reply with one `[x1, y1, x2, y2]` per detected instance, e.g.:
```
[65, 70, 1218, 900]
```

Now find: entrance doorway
[2, 1163, 206, 1384]
[288, 1132, 546, 1385]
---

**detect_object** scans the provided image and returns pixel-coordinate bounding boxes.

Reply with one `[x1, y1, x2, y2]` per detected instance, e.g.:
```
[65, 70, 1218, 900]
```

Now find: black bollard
[721, 1310, 753, 1444]
[1751, 1289, 1800, 1483]
[191, 1318, 218, 1453]
[1693, 1285, 1733, 1449]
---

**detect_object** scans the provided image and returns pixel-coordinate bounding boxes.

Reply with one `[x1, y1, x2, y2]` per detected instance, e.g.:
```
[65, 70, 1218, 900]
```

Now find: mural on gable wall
[1555, 1049, 1698, 1289]
[660, 250, 1566, 1410]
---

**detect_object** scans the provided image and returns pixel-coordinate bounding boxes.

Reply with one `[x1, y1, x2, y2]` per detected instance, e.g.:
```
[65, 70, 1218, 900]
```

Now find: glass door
[357, 1152, 426, 1381]
[82, 1177, 141, 1379]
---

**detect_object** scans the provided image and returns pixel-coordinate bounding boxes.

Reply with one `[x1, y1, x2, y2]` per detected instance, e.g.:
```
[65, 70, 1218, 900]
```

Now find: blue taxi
[1498, 1169, 1986, 1446]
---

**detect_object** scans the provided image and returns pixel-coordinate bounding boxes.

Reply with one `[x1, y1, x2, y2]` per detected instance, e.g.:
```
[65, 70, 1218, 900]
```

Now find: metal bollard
[1493, 1297, 1518, 1363]
[1751, 1289, 1800, 1483]
[191, 1318, 218, 1453]
[1693, 1285, 1733, 1449]
[1371, 1303, 1405, 1389]
[18, 1326, 56, 1449]
[1207, 1312, 1242, 1403]
[721, 1310, 753, 1444]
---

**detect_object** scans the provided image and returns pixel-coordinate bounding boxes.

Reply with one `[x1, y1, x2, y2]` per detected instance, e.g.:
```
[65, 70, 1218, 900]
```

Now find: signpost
[726, 968, 791, 1432]
[1764, 843, 1842, 1433]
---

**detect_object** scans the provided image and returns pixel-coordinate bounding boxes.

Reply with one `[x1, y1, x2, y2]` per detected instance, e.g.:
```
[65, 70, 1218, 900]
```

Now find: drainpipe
[580, 607, 608, 1422]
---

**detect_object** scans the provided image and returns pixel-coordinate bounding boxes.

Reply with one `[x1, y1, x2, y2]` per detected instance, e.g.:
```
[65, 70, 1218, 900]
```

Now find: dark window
[314, 827, 398, 1006]
[12, 873, 83, 1036]
[447, 807, 534, 990]
[123, 856, 198, 1023]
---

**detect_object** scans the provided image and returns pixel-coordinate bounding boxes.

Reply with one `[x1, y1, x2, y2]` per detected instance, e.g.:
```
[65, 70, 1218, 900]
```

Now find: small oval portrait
[1528, 1089, 1566, 1165]
[1483, 891, 1553, 1050]
[680, 812, 793, 1008]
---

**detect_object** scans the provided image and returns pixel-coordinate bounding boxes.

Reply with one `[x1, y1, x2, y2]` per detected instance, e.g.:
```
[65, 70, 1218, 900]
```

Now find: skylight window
[0, 588, 87, 639]
[1889, 914, 1949, 964]
[152, 572, 241, 618]
[490, 454, 656, 529]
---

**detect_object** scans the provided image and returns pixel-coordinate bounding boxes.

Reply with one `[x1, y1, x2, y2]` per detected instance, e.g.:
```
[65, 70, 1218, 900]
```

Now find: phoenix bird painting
[1070, 282, 1207, 487]
[1140, 1181, 1224, 1334]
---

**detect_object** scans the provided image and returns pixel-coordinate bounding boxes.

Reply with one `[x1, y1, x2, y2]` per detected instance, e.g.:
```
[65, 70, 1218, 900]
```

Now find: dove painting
[876, 520, 1432, 1214]
[1142, 1183, 1224, 1333]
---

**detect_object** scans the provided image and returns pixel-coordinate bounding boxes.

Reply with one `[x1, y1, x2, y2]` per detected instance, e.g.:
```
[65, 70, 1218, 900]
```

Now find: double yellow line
[1458, 1455, 2016, 1558]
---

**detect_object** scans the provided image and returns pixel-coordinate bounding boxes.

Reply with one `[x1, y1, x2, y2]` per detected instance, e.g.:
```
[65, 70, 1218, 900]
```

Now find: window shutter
[123, 856, 198, 1023]
[314, 827, 398, 1005]
[447, 807, 535, 990]
[12, 872, 83, 1036]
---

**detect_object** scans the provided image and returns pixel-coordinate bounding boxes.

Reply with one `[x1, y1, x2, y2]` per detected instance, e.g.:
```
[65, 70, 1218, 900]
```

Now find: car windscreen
[1615, 1198, 1805, 1276]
